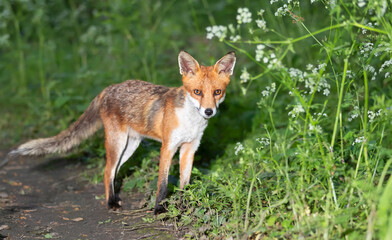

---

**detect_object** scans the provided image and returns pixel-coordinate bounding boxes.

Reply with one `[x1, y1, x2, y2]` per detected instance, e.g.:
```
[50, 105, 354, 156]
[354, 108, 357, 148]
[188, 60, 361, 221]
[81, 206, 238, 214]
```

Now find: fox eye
[214, 89, 222, 95]
[193, 89, 202, 95]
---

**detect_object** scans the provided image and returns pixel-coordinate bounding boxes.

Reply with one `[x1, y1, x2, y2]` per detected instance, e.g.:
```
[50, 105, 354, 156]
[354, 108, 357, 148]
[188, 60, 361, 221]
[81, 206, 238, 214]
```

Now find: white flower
[360, 43, 374, 58]
[309, 124, 323, 134]
[289, 104, 305, 118]
[234, 142, 245, 155]
[306, 64, 314, 70]
[358, 0, 366, 8]
[240, 68, 250, 83]
[256, 138, 270, 148]
[289, 68, 304, 81]
[346, 70, 355, 79]
[230, 35, 241, 42]
[315, 112, 328, 117]
[271, 83, 276, 92]
[368, 110, 375, 121]
[237, 8, 252, 24]
[348, 106, 360, 122]
[380, 59, 392, 72]
[275, 4, 288, 17]
[256, 19, 267, 30]
[257, 9, 265, 16]
[206, 25, 228, 40]
[353, 136, 366, 145]
[261, 82, 276, 97]
[318, 63, 327, 71]
[255, 44, 265, 61]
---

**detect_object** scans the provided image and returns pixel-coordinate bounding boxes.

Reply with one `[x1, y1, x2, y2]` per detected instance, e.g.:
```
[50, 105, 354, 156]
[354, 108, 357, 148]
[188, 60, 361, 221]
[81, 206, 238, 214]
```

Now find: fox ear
[178, 51, 200, 75]
[214, 52, 236, 75]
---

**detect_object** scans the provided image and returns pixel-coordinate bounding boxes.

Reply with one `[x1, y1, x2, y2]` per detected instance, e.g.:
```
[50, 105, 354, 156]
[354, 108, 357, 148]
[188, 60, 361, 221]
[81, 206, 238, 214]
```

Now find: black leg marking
[108, 183, 122, 210]
[154, 181, 168, 215]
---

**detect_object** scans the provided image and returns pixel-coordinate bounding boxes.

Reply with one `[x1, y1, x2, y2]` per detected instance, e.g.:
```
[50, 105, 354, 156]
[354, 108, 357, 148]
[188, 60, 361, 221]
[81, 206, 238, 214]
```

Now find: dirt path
[0, 151, 179, 240]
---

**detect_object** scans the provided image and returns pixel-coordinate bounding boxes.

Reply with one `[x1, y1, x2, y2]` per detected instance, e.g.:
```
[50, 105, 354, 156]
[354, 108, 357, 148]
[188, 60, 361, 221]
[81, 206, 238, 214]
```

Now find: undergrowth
[159, 1, 392, 239]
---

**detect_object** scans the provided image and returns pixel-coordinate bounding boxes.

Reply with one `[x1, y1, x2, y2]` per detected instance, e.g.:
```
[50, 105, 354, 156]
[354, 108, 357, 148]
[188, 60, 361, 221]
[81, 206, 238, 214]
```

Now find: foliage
[161, 0, 392, 239]
[2, 0, 392, 239]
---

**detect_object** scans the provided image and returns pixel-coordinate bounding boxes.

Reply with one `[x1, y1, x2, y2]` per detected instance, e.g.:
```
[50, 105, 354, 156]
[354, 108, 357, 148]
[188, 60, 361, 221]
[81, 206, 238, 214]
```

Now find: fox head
[178, 51, 236, 119]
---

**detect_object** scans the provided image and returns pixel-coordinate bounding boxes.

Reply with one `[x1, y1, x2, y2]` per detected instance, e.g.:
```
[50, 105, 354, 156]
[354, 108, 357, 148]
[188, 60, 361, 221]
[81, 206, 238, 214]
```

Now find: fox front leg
[154, 143, 176, 215]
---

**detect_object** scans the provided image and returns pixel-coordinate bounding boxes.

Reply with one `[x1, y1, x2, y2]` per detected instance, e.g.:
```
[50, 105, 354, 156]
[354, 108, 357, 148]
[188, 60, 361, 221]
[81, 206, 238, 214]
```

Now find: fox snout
[199, 106, 216, 119]
[205, 108, 213, 116]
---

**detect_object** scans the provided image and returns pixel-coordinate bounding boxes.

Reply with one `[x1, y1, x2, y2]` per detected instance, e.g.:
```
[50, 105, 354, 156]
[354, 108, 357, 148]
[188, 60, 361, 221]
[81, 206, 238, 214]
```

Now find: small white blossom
[255, 19, 267, 31]
[309, 124, 323, 134]
[230, 35, 241, 42]
[237, 8, 252, 24]
[255, 44, 265, 61]
[353, 136, 366, 146]
[358, 0, 366, 8]
[256, 137, 270, 148]
[257, 9, 265, 16]
[261, 82, 276, 97]
[380, 59, 392, 72]
[348, 106, 360, 122]
[275, 4, 288, 17]
[368, 110, 375, 122]
[289, 104, 305, 118]
[234, 142, 245, 155]
[206, 25, 228, 40]
[346, 70, 355, 79]
[288, 68, 304, 81]
[240, 68, 250, 83]
[314, 112, 328, 117]
[360, 43, 374, 58]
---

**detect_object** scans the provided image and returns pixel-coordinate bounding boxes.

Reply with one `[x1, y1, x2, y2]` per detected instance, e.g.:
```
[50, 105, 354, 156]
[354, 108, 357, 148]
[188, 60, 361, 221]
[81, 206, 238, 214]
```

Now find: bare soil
[0, 151, 180, 240]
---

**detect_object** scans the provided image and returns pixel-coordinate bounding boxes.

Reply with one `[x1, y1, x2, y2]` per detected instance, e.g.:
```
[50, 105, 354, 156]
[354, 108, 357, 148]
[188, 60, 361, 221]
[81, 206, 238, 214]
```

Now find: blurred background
[0, 0, 330, 153]
[0, 0, 251, 151]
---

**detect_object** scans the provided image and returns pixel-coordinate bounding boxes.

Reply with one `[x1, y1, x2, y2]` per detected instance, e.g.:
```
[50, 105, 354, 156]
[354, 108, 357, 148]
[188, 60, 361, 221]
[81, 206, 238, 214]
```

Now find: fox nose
[205, 108, 213, 116]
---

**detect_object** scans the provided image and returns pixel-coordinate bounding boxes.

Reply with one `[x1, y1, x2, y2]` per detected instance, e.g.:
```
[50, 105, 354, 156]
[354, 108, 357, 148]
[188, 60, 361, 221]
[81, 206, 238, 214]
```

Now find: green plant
[163, 0, 392, 239]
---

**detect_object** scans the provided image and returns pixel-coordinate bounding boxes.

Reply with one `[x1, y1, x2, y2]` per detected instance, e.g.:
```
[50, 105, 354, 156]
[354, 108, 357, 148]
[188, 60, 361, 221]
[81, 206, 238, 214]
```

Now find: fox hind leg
[104, 128, 141, 210]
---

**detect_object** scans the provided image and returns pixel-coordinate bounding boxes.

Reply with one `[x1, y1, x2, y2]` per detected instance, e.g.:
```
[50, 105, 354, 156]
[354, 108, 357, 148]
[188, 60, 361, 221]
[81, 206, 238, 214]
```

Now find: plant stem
[363, 70, 370, 178]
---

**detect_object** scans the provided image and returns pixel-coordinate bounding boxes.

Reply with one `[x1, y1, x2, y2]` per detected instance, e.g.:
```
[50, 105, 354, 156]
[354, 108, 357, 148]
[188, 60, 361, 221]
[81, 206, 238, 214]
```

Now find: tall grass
[158, 1, 392, 239]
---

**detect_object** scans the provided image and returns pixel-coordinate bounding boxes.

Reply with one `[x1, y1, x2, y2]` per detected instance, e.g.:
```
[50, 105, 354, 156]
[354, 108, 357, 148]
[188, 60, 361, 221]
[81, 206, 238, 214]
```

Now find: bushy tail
[9, 96, 102, 157]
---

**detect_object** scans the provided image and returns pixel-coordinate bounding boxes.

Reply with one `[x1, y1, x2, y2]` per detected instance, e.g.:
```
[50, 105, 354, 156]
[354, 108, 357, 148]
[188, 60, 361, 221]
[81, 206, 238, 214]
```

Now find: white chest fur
[168, 94, 208, 150]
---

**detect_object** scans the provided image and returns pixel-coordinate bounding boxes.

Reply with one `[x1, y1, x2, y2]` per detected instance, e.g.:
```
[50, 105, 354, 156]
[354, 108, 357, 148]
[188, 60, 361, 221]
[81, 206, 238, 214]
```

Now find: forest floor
[0, 150, 180, 240]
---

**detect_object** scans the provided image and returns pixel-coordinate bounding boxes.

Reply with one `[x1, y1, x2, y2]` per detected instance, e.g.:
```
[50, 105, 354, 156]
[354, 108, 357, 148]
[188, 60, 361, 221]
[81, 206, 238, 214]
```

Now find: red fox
[7, 51, 236, 214]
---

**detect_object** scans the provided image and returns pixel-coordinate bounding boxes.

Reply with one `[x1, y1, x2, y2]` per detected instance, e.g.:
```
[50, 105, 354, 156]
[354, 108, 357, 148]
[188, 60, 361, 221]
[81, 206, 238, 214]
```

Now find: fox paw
[108, 198, 122, 212]
[153, 204, 166, 215]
